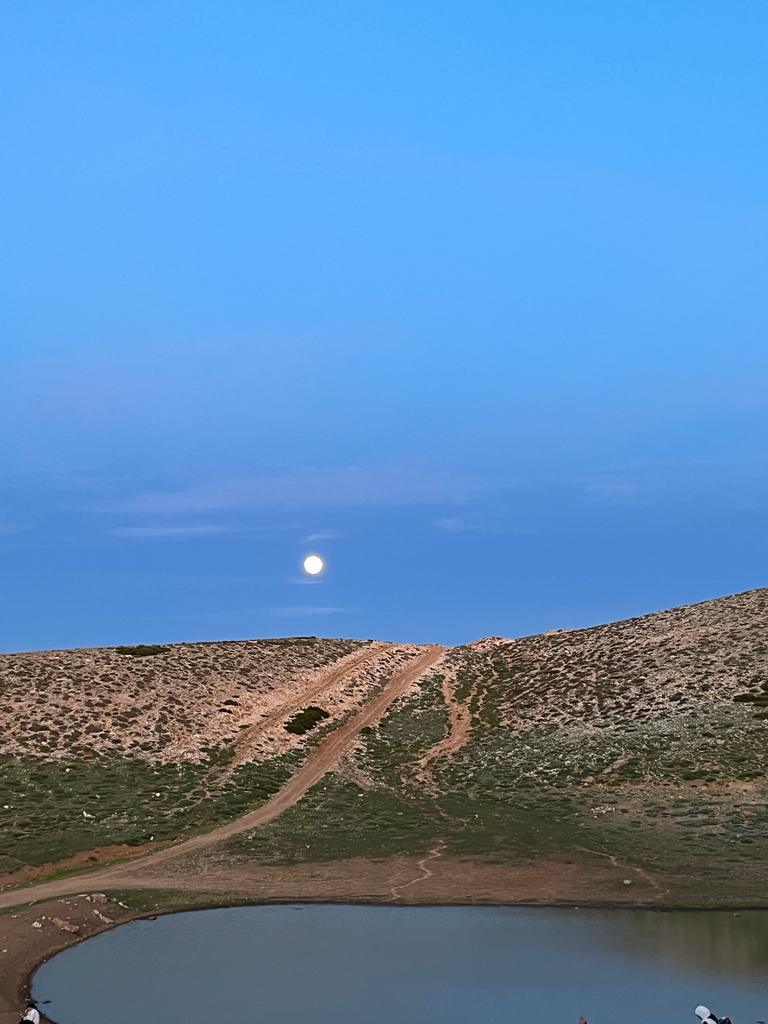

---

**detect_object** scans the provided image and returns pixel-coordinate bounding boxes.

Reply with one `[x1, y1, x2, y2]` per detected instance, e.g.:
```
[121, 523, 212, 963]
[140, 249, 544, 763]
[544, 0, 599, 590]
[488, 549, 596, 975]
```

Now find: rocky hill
[1, 637, 365, 761]
[3, 589, 768, 905]
[0, 637, 421, 877]
[214, 588, 768, 903]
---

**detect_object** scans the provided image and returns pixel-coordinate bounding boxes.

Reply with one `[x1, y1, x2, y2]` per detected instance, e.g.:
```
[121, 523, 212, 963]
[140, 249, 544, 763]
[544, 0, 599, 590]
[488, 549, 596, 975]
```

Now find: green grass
[104, 888, 266, 914]
[218, 629, 768, 900]
[0, 748, 303, 868]
[7, 593, 768, 906]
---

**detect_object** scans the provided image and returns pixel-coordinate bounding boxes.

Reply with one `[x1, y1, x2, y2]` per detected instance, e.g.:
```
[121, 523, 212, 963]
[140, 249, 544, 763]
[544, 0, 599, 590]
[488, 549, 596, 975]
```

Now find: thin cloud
[110, 524, 231, 540]
[432, 511, 532, 535]
[302, 529, 340, 543]
[124, 463, 484, 516]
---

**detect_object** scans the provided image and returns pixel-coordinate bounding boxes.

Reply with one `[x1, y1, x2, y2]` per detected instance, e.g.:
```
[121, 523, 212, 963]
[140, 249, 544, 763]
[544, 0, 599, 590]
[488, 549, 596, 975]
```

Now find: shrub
[284, 706, 330, 735]
[115, 645, 168, 658]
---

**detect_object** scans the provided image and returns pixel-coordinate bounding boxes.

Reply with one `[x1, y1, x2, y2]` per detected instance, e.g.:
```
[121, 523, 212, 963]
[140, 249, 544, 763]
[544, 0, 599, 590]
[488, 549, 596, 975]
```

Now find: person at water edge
[19, 999, 40, 1023]
[695, 1005, 732, 1024]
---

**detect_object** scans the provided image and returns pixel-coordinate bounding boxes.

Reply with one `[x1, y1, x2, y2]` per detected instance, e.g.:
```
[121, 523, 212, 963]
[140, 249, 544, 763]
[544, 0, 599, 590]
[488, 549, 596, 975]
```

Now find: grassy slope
[0, 637, 367, 870]
[4, 590, 768, 904]
[222, 589, 768, 901]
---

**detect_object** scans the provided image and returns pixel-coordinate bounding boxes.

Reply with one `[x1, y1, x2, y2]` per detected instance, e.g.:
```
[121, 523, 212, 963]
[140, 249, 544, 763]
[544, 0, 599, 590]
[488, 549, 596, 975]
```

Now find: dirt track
[0, 645, 446, 911]
[225, 642, 388, 772]
[417, 670, 473, 781]
[0, 849, 673, 1024]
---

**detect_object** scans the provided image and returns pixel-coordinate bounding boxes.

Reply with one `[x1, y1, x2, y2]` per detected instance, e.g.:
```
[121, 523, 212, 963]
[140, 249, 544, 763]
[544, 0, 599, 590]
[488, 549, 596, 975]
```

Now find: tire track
[0, 645, 447, 908]
[225, 642, 388, 774]
[417, 672, 474, 782]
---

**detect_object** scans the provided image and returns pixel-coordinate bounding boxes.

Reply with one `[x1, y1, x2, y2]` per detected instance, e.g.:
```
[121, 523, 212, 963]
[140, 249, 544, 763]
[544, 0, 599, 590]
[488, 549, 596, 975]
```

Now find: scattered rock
[52, 916, 80, 934]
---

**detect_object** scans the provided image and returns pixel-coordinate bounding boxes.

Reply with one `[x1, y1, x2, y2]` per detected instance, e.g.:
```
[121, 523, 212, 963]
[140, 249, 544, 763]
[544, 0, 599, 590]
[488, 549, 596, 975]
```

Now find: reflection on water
[34, 905, 768, 1024]
[596, 908, 768, 980]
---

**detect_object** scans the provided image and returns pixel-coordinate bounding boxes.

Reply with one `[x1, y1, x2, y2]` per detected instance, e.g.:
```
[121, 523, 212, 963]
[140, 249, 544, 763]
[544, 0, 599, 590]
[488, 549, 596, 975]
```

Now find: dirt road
[225, 641, 388, 773]
[0, 644, 446, 910]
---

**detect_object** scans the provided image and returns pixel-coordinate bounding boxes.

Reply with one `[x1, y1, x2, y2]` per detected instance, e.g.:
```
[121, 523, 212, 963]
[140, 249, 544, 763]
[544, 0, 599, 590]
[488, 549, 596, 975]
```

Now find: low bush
[284, 706, 330, 735]
[114, 645, 168, 657]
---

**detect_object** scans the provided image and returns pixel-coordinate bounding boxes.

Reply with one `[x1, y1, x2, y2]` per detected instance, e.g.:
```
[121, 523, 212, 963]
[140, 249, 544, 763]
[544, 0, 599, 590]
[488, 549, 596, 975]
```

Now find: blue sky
[2, 1, 767, 651]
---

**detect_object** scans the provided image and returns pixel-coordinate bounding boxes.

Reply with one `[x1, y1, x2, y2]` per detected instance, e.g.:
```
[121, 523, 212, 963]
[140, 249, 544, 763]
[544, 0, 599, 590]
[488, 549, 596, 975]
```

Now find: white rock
[52, 916, 80, 935]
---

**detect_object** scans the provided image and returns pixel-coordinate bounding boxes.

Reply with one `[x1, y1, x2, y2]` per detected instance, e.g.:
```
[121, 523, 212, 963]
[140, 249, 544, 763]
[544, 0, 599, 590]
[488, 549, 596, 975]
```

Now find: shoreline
[5, 880, 768, 1024]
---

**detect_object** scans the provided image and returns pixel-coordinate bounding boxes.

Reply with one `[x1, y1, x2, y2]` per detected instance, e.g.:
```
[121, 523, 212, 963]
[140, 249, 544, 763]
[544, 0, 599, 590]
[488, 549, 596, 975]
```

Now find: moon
[302, 554, 325, 576]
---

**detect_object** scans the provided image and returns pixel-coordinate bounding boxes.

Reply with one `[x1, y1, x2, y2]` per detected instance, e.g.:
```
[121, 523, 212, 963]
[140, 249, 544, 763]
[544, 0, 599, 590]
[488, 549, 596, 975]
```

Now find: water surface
[34, 905, 768, 1023]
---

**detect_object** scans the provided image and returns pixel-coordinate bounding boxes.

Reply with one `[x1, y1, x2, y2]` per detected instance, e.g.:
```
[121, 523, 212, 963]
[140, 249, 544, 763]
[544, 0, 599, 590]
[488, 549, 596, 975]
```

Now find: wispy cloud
[268, 605, 352, 617]
[123, 463, 484, 516]
[431, 511, 537, 536]
[301, 529, 340, 544]
[110, 524, 231, 540]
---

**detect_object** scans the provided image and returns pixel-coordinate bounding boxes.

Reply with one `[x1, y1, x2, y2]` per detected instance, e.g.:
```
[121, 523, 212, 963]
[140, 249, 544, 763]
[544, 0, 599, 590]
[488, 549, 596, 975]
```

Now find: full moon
[302, 554, 325, 576]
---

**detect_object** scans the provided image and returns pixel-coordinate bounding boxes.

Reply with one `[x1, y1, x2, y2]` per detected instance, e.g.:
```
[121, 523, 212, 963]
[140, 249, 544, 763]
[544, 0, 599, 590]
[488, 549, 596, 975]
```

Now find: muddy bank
[0, 895, 135, 1024]
[2, 853, 763, 1024]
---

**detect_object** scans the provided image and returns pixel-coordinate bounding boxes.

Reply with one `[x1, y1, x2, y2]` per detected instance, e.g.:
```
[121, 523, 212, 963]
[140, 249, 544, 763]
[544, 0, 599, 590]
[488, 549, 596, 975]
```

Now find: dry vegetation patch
[0, 637, 366, 762]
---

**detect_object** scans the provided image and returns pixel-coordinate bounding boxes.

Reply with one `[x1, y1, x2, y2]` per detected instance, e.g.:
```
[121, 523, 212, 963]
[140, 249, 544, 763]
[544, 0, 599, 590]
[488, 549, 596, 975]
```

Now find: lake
[33, 904, 768, 1023]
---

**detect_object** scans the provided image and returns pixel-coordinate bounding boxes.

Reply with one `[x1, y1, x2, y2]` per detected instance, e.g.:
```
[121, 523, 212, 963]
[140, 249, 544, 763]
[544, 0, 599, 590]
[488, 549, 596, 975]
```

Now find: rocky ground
[0, 639, 420, 877]
[3, 589, 768, 1022]
[0, 636, 367, 762]
[201, 589, 768, 894]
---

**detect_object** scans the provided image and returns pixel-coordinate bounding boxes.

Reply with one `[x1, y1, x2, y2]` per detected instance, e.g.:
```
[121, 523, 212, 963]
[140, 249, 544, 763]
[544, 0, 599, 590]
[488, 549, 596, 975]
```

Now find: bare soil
[0, 894, 135, 1024]
[0, 850, 688, 1024]
[0, 841, 163, 891]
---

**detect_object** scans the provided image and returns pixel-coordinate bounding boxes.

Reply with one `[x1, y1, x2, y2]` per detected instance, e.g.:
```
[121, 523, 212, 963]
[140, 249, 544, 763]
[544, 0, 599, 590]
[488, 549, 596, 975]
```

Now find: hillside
[0, 637, 423, 876]
[194, 588, 768, 903]
[2, 589, 768, 907]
